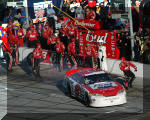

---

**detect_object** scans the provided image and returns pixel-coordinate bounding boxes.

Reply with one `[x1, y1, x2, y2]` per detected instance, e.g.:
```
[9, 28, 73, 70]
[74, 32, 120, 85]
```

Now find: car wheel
[84, 94, 90, 107]
[27, 52, 33, 66]
[67, 84, 72, 97]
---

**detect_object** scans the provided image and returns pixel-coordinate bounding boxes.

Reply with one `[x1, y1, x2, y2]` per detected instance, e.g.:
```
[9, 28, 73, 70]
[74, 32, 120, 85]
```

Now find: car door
[75, 75, 85, 99]
[70, 73, 80, 97]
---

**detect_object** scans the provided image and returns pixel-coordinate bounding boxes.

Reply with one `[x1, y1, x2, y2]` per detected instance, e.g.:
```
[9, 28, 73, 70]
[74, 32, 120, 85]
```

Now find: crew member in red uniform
[42, 23, 53, 49]
[1, 26, 13, 72]
[66, 21, 78, 42]
[8, 29, 19, 65]
[85, 43, 95, 68]
[119, 57, 137, 88]
[59, 23, 69, 52]
[47, 33, 56, 51]
[32, 43, 44, 78]
[7, 19, 14, 35]
[68, 38, 77, 69]
[17, 24, 24, 47]
[85, 7, 96, 20]
[26, 25, 39, 48]
[55, 37, 65, 72]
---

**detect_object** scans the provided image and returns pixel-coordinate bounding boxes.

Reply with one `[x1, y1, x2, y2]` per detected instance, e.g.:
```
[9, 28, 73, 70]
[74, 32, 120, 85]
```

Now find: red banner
[78, 30, 119, 59]
[75, 19, 101, 29]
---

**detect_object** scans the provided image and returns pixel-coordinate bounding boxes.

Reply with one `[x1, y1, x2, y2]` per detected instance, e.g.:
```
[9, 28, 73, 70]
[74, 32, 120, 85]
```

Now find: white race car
[64, 68, 127, 107]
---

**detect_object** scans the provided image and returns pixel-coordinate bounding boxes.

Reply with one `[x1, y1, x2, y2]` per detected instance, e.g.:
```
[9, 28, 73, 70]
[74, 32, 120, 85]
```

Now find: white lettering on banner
[86, 32, 108, 43]
[75, 22, 95, 27]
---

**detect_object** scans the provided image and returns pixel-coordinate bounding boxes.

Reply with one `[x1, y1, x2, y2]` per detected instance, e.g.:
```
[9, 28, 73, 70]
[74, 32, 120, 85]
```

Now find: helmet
[121, 57, 125, 61]
[71, 38, 76, 42]
[36, 43, 41, 47]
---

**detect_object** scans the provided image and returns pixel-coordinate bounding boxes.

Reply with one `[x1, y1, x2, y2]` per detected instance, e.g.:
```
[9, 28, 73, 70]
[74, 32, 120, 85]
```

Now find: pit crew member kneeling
[119, 57, 137, 88]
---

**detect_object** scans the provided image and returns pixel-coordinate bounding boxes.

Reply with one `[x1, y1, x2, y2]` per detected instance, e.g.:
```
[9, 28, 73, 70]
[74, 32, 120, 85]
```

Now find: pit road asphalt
[0, 61, 149, 120]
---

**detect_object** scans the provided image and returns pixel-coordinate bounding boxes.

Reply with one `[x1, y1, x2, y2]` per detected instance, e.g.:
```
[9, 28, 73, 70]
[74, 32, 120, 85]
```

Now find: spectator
[69, 1, 76, 18]
[47, 4, 56, 32]
[134, 36, 141, 62]
[18, 8, 27, 28]
[75, 3, 85, 19]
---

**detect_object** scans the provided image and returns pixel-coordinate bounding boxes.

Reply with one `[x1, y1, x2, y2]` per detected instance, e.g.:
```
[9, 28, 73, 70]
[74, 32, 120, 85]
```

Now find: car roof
[66, 68, 105, 76]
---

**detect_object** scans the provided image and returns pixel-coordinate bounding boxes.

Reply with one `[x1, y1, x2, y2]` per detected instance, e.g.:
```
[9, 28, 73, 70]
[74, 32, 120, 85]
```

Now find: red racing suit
[119, 60, 137, 71]
[8, 33, 19, 65]
[86, 9, 96, 20]
[66, 25, 79, 39]
[68, 41, 77, 69]
[68, 42, 76, 56]
[17, 28, 24, 47]
[47, 35, 56, 45]
[55, 42, 65, 71]
[55, 42, 65, 54]
[26, 30, 39, 41]
[42, 26, 53, 39]
[33, 48, 44, 59]
[7, 25, 14, 35]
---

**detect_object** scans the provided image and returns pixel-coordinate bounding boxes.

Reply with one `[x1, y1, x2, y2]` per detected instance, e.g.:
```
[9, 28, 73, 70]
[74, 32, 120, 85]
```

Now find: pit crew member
[68, 38, 78, 69]
[55, 37, 65, 72]
[119, 57, 137, 88]
[32, 43, 44, 78]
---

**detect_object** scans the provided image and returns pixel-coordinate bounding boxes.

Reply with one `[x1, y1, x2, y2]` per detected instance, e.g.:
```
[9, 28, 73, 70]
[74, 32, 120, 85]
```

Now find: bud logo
[86, 32, 108, 43]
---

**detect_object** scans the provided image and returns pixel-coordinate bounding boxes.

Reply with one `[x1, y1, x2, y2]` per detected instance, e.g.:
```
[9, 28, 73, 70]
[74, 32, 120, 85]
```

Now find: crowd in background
[1, 0, 150, 64]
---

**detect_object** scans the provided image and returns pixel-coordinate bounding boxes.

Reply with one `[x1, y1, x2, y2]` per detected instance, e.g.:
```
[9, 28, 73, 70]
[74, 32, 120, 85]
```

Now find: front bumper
[89, 92, 127, 107]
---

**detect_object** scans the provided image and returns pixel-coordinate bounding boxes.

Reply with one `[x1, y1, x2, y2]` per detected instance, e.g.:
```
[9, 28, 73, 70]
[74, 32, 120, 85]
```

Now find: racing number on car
[75, 84, 80, 97]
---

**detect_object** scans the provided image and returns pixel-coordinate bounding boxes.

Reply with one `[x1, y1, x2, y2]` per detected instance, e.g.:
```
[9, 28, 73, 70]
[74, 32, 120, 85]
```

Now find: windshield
[84, 73, 113, 85]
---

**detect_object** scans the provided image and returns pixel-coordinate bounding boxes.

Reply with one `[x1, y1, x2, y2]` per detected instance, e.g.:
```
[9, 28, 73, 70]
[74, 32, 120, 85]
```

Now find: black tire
[66, 83, 72, 97]
[84, 94, 90, 107]
[27, 52, 33, 66]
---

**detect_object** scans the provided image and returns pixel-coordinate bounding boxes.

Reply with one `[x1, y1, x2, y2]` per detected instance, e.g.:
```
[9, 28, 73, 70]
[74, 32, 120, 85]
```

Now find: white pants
[98, 46, 107, 71]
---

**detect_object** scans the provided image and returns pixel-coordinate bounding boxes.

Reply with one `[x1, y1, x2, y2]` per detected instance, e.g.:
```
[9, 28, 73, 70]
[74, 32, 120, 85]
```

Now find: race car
[63, 68, 127, 107]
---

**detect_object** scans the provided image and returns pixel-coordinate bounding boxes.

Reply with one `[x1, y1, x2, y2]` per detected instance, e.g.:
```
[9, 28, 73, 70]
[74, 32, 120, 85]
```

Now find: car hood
[85, 81, 123, 96]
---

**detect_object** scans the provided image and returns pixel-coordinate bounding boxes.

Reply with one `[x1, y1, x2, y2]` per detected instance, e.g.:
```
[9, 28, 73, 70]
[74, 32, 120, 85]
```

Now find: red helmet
[121, 57, 125, 61]
[36, 43, 41, 47]
[71, 38, 76, 42]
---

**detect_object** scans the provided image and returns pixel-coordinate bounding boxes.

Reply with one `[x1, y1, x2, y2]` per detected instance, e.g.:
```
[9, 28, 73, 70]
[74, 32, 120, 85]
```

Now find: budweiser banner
[79, 30, 119, 59]
[75, 19, 101, 29]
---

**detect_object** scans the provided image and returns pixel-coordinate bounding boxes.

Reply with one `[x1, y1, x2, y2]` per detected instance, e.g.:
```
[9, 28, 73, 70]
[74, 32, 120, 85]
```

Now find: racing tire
[66, 83, 72, 97]
[27, 52, 33, 66]
[84, 94, 90, 107]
